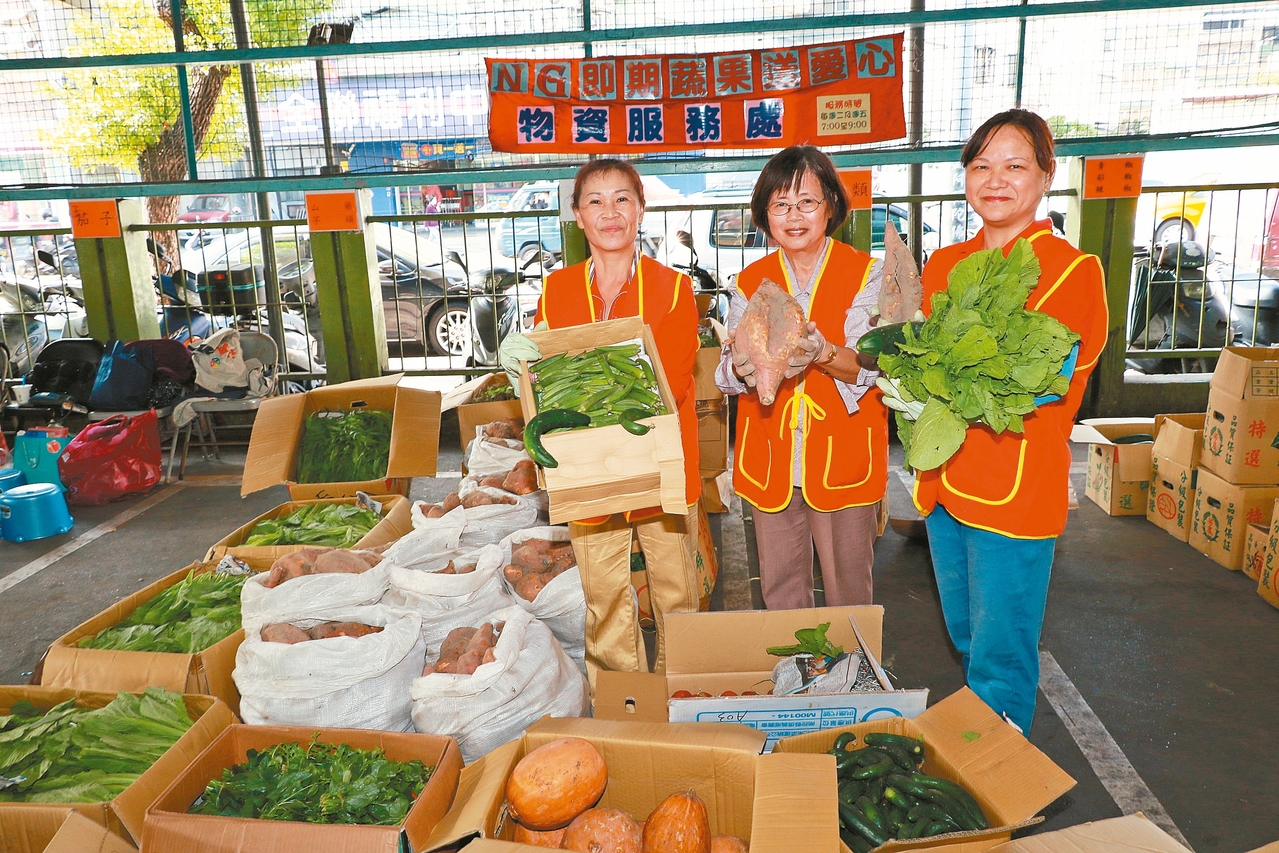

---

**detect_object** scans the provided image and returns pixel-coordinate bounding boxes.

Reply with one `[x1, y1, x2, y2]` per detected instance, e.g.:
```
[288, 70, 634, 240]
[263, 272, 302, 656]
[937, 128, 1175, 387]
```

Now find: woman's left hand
[785, 322, 828, 378]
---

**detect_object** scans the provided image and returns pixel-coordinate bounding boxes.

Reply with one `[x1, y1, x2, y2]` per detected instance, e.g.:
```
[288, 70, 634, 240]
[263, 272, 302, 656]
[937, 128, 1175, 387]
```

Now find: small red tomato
[672, 689, 693, 699]
[721, 690, 737, 697]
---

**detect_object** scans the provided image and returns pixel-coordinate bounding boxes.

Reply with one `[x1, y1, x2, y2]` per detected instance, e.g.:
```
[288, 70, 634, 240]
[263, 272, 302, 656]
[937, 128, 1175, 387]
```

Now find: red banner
[485, 34, 906, 155]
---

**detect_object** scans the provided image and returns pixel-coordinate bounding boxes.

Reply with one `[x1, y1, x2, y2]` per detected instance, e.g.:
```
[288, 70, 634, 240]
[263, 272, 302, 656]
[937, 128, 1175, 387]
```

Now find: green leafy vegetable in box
[189, 735, 435, 826]
[470, 375, 516, 403]
[875, 238, 1080, 471]
[79, 570, 247, 654]
[766, 622, 844, 659]
[245, 503, 381, 548]
[0, 687, 194, 803]
[296, 409, 393, 484]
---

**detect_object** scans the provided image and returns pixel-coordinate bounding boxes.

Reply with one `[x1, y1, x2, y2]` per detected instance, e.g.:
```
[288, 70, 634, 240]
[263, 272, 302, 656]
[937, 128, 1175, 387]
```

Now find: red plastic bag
[58, 410, 163, 505]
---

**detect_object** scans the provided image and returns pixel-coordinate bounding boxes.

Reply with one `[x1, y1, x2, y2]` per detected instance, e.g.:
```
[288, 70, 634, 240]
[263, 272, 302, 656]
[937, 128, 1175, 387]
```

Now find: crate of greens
[205, 494, 411, 563]
[517, 317, 686, 524]
[141, 725, 462, 852]
[40, 557, 275, 717]
[241, 375, 442, 500]
[0, 686, 235, 846]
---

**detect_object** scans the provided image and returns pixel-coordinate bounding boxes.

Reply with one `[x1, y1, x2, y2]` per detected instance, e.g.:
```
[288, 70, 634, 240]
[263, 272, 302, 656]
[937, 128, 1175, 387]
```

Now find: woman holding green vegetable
[909, 110, 1108, 733]
[499, 159, 702, 686]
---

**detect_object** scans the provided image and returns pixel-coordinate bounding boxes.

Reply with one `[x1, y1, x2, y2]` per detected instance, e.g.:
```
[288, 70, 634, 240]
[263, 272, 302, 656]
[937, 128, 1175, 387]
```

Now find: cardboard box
[1072, 419, 1155, 516]
[594, 606, 928, 751]
[1147, 456, 1197, 541]
[1189, 467, 1279, 570]
[773, 687, 1076, 853]
[203, 494, 411, 563]
[694, 331, 725, 401]
[519, 318, 686, 522]
[142, 725, 463, 853]
[1200, 347, 1279, 484]
[39, 558, 274, 716]
[1244, 521, 1269, 581]
[1153, 413, 1205, 467]
[241, 374, 441, 500]
[428, 715, 837, 853]
[985, 814, 1191, 853]
[1259, 504, 1279, 609]
[0, 688, 234, 847]
[697, 396, 729, 477]
[0, 810, 139, 853]
[456, 374, 524, 451]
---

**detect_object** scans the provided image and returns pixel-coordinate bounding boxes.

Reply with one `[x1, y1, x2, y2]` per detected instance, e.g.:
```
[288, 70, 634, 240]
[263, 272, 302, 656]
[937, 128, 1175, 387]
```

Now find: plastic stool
[0, 469, 26, 492]
[0, 483, 74, 542]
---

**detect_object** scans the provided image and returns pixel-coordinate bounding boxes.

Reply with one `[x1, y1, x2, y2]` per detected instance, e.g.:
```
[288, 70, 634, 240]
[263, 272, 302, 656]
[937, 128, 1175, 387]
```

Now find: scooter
[468, 249, 556, 369]
[1127, 240, 1233, 374]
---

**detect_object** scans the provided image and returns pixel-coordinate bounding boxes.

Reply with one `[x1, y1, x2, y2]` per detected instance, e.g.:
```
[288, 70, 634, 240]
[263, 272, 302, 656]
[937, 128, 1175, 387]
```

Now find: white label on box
[668, 689, 929, 751]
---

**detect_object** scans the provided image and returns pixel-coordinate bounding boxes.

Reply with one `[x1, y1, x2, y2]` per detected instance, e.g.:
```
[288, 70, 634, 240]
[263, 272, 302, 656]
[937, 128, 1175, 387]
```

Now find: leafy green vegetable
[79, 571, 247, 654]
[470, 376, 516, 403]
[296, 409, 393, 484]
[189, 735, 434, 826]
[878, 238, 1080, 470]
[766, 622, 844, 659]
[245, 503, 381, 548]
[0, 688, 194, 803]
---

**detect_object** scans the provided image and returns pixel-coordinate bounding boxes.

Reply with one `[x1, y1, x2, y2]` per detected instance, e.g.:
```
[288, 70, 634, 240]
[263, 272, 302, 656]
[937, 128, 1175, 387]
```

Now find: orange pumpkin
[505, 737, 608, 830]
[512, 824, 567, 847]
[561, 807, 643, 853]
[642, 790, 711, 853]
[710, 836, 749, 853]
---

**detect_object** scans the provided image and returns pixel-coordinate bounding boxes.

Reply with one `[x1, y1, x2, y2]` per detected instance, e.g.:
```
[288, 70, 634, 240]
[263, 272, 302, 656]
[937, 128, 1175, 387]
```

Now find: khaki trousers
[569, 506, 701, 688]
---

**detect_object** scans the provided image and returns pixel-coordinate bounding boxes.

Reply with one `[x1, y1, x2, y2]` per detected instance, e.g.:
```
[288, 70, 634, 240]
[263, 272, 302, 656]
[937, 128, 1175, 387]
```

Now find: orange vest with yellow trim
[536, 255, 701, 510]
[912, 220, 1109, 539]
[733, 241, 888, 513]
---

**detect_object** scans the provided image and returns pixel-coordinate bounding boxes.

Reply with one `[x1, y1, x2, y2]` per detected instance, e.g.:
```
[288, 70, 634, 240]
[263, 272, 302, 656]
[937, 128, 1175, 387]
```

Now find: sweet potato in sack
[260, 622, 310, 644]
[235, 604, 425, 731]
[465, 433, 528, 478]
[502, 459, 540, 495]
[409, 606, 587, 762]
[240, 549, 393, 634]
[312, 549, 375, 575]
[492, 527, 586, 669]
[454, 483, 542, 548]
[483, 419, 524, 441]
[733, 278, 807, 405]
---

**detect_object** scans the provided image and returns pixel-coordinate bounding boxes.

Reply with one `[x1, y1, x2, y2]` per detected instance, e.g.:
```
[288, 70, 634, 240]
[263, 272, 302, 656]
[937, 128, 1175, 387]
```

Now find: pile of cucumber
[830, 731, 988, 851]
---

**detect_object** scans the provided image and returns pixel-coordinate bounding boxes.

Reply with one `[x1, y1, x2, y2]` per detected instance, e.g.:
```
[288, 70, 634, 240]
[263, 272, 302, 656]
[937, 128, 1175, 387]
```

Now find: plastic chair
[168, 330, 280, 482]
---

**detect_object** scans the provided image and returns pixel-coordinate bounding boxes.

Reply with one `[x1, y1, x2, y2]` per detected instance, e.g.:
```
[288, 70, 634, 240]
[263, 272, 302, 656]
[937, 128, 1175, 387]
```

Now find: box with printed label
[1244, 521, 1269, 582]
[594, 606, 928, 752]
[1189, 467, 1279, 571]
[1071, 419, 1155, 516]
[693, 319, 726, 402]
[1201, 347, 1279, 484]
[1146, 413, 1206, 540]
[1259, 499, 1279, 609]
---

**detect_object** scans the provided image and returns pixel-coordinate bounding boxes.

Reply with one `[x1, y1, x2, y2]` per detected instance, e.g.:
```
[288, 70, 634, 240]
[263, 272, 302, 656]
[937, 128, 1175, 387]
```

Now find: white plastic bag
[234, 604, 425, 732]
[383, 543, 520, 654]
[459, 473, 550, 517]
[491, 526, 585, 669]
[240, 554, 390, 633]
[409, 606, 588, 763]
[465, 435, 528, 477]
[454, 487, 542, 547]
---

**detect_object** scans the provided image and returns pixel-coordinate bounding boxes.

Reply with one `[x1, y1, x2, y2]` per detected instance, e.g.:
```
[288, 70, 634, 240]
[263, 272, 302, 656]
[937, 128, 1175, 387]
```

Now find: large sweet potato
[879, 219, 923, 323]
[733, 279, 806, 405]
[312, 549, 372, 575]
[261, 623, 310, 644]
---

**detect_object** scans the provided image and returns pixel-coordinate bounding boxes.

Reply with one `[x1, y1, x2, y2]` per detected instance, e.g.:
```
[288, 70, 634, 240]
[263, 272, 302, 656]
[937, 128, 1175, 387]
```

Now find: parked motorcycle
[468, 249, 555, 369]
[0, 249, 90, 379]
[1127, 240, 1232, 374]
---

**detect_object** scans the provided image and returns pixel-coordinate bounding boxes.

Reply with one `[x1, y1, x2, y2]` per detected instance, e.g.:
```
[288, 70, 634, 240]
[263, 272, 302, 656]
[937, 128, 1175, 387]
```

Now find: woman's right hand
[728, 334, 757, 388]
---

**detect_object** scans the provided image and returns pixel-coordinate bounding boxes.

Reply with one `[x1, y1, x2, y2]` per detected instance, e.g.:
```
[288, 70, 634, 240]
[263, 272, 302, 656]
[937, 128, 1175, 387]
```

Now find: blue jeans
[924, 505, 1056, 733]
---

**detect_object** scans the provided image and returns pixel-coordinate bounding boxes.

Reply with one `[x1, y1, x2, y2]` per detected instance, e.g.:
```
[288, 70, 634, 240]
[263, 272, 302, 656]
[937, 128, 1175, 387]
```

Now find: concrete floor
[0, 414, 1275, 853]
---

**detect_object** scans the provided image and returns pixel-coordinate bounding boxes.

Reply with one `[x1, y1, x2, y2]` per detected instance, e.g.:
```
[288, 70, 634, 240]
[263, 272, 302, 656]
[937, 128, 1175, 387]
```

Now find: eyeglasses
[767, 197, 825, 216]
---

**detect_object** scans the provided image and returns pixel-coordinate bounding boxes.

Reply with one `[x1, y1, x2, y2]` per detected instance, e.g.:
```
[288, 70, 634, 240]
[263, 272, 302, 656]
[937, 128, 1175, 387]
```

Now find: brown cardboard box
[985, 814, 1191, 853]
[518, 318, 686, 522]
[142, 725, 463, 853]
[428, 715, 835, 853]
[0, 689, 234, 847]
[1201, 347, 1279, 484]
[1260, 503, 1279, 609]
[697, 397, 729, 477]
[1244, 521, 1269, 582]
[773, 687, 1075, 853]
[0, 810, 139, 853]
[1188, 467, 1279, 571]
[241, 374, 441, 500]
[40, 558, 274, 716]
[1146, 414, 1203, 541]
[693, 320, 726, 402]
[1072, 419, 1155, 516]
[203, 494, 411, 563]
[594, 606, 928, 751]
[456, 374, 524, 451]
[1153, 413, 1206, 467]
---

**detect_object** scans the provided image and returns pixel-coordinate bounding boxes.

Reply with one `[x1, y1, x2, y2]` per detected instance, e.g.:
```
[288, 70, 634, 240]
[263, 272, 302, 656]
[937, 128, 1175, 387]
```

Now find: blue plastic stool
[0, 483, 74, 542]
[0, 469, 26, 492]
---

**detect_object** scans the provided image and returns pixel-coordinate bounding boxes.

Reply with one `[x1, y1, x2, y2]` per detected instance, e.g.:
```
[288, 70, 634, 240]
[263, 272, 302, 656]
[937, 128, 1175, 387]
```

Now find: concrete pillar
[73, 199, 161, 343]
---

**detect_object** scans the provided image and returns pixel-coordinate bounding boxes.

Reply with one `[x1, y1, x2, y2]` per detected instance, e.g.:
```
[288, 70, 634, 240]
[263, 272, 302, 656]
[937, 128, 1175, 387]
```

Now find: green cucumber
[833, 732, 859, 752]
[619, 409, 653, 436]
[851, 750, 895, 780]
[839, 802, 886, 847]
[524, 409, 592, 468]
[910, 774, 988, 830]
[856, 321, 924, 356]
[864, 732, 924, 756]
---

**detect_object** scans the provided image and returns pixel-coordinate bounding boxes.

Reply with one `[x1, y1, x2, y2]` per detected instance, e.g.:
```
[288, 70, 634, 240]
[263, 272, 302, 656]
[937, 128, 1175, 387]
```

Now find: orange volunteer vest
[912, 220, 1108, 538]
[734, 240, 889, 513]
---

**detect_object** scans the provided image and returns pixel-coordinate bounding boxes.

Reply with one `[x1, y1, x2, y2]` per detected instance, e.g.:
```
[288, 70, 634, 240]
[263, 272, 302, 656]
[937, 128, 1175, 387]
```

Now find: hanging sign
[485, 34, 906, 154]
[68, 200, 121, 239]
[305, 191, 362, 232]
[1083, 155, 1145, 200]
[840, 169, 874, 210]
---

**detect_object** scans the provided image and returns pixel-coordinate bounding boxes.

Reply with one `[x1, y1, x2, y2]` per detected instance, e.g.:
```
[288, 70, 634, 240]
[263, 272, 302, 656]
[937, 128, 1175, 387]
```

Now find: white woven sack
[453, 487, 542, 547]
[409, 606, 588, 763]
[407, 502, 468, 536]
[383, 543, 520, 654]
[491, 527, 585, 670]
[464, 435, 528, 477]
[392, 505, 467, 566]
[234, 604, 425, 732]
[240, 556, 391, 633]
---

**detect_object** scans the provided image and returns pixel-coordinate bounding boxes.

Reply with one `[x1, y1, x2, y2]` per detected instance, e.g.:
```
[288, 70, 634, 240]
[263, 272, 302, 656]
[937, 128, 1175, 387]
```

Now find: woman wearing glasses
[715, 146, 887, 609]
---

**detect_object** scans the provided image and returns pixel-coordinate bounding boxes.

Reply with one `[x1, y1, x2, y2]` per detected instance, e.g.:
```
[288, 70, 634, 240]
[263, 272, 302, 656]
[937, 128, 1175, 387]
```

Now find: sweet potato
[515, 573, 549, 602]
[878, 219, 923, 324]
[456, 562, 476, 574]
[261, 623, 310, 644]
[733, 278, 806, 405]
[503, 462, 539, 495]
[710, 836, 749, 853]
[329, 621, 383, 639]
[484, 419, 523, 440]
[512, 545, 544, 570]
[454, 650, 483, 674]
[461, 491, 494, 508]
[442, 492, 462, 512]
[481, 646, 496, 664]
[504, 564, 526, 585]
[425, 503, 446, 518]
[354, 550, 382, 568]
[312, 549, 373, 575]
[263, 552, 313, 588]
[438, 627, 478, 662]
[436, 561, 457, 575]
[481, 473, 508, 489]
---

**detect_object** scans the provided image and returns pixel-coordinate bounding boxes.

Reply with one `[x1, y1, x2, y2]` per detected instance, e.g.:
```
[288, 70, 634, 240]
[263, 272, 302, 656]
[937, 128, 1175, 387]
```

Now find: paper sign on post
[1084, 155, 1145, 200]
[839, 169, 873, 210]
[306, 190, 363, 232]
[68, 200, 122, 239]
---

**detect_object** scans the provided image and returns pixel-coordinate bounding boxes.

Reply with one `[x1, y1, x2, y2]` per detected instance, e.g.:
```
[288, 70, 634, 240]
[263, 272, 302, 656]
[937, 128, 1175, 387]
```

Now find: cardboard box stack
[1260, 497, 1279, 610]
[1146, 413, 1205, 540]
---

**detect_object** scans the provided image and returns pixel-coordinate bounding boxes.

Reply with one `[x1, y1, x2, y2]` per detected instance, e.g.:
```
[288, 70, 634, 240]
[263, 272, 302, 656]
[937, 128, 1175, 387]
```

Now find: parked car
[1141, 182, 1210, 245]
[484, 181, 562, 261]
[176, 194, 247, 227]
